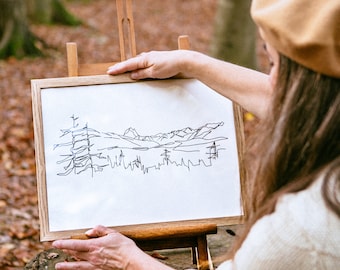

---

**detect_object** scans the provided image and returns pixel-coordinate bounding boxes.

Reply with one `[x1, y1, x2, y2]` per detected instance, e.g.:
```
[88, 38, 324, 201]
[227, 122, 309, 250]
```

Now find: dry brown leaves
[0, 0, 217, 268]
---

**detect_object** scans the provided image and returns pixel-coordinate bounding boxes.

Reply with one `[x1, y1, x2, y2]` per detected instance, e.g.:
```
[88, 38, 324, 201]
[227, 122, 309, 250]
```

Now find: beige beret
[251, 0, 340, 78]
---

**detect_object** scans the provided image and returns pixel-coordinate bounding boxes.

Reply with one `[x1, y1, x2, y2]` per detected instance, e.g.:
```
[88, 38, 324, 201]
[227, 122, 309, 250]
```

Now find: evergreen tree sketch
[207, 142, 219, 162]
[161, 149, 171, 165]
[53, 115, 108, 176]
[53, 116, 229, 177]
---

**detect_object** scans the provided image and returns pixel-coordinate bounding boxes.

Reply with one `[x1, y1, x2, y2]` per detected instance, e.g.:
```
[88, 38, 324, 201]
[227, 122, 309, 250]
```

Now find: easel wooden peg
[66, 41, 118, 76]
[66, 42, 78, 77]
[178, 35, 191, 50]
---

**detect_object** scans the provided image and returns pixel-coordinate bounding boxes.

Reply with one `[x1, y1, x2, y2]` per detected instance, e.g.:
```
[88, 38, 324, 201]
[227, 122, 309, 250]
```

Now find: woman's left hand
[52, 225, 142, 270]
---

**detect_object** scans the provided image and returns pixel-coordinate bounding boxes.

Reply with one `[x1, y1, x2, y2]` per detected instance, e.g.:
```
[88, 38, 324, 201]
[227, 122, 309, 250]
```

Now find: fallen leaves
[0, 174, 46, 268]
[0, 1, 217, 268]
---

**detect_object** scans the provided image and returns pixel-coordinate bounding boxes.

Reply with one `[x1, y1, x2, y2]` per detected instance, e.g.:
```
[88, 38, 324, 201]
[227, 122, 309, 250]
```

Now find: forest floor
[0, 0, 268, 269]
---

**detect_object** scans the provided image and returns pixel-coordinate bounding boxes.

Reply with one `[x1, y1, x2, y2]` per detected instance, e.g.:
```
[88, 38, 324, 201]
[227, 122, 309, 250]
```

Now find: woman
[53, 0, 340, 269]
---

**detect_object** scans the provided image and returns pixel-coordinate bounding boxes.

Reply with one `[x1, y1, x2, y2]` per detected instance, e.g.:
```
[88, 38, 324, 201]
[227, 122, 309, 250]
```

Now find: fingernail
[107, 64, 119, 73]
[52, 240, 60, 247]
[55, 262, 65, 269]
[130, 72, 138, 79]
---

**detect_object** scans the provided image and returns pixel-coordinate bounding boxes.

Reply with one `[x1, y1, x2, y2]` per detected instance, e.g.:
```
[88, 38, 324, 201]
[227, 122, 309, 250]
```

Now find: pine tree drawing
[54, 115, 108, 176]
[161, 149, 171, 165]
[206, 141, 218, 164]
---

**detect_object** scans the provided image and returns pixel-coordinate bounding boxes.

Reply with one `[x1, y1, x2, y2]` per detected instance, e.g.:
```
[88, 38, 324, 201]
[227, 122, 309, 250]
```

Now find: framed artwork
[31, 74, 246, 241]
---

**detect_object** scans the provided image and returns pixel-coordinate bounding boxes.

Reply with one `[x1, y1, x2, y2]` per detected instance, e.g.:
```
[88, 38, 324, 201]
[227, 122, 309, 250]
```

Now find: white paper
[41, 79, 242, 231]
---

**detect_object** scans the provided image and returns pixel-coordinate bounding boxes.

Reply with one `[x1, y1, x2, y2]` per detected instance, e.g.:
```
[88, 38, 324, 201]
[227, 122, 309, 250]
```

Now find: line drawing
[53, 115, 229, 176]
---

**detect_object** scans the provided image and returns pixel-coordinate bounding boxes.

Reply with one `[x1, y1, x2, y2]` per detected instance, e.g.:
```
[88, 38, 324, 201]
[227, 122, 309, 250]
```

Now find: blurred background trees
[211, 0, 256, 69]
[0, 0, 256, 67]
[26, 0, 81, 25]
[0, 0, 80, 59]
[210, 0, 257, 124]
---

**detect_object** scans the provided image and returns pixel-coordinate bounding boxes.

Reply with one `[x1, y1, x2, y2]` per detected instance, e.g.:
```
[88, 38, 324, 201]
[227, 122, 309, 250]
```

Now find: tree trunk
[210, 0, 256, 69]
[26, 0, 53, 24]
[0, 0, 42, 59]
[0, 0, 81, 59]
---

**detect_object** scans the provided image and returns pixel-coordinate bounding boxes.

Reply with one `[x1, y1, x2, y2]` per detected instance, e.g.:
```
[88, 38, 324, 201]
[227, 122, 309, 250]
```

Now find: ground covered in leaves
[0, 0, 267, 268]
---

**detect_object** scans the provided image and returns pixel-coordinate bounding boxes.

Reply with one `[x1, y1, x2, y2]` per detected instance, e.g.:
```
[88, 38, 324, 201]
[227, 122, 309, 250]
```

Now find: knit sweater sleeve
[217, 177, 340, 270]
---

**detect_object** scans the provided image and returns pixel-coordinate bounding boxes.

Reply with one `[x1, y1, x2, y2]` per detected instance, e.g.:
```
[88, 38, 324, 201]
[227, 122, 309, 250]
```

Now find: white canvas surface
[41, 79, 242, 231]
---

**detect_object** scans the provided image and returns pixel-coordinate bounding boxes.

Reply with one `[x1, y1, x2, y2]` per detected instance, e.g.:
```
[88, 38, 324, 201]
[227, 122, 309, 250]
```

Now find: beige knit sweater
[217, 176, 340, 269]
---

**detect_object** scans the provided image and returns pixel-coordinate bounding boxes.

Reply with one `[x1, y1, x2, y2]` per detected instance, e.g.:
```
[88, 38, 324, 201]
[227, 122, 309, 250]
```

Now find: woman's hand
[52, 225, 152, 270]
[107, 50, 192, 80]
[107, 50, 271, 119]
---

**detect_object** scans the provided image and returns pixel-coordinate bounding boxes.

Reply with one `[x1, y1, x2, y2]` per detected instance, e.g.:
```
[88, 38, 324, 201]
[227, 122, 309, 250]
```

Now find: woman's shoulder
[275, 175, 339, 233]
[271, 176, 339, 251]
[217, 175, 340, 270]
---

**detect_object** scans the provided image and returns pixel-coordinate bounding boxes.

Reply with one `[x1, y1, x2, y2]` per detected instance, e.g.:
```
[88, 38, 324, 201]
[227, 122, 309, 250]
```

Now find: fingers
[130, 69, 153, 80]
[53, 230, 142, 270]
[107, 55, 147, 76]
[53, 226, 115, 251]
[55, 261, 94, 270]
[107, 51, 169, 80]
[107, 50, 191, 80]
[86, 225, 114, 238]
[53, 239, 91, 252]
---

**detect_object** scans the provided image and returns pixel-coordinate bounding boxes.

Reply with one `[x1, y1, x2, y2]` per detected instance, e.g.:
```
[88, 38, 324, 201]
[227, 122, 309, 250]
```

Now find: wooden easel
[66, 1, 216, 269]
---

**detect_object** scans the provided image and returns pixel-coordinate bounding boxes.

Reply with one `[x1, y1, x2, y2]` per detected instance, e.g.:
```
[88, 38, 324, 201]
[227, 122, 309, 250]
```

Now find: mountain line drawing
[53, 115, 229, 177]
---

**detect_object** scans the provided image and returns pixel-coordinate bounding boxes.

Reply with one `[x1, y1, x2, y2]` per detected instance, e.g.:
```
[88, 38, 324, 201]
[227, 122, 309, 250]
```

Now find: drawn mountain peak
[169, 122, 224, 140]
[123, 127, 140, 138]
[194, 122, 224, 138]
[167, 127, 191, 139]
[120, 122, 224, 143]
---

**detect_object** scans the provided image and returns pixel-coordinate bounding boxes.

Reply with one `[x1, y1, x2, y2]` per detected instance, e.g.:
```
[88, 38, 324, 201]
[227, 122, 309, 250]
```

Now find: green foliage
[27, 0, 82, 26]
[0, 0, 43, 59]
[0, 28, 43, 59]
[0, 0, 81, 59]
[51, 0, 82, 26]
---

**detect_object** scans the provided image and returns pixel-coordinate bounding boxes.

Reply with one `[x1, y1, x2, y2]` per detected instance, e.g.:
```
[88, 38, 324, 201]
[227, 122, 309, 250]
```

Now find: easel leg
[192, 246, 197, 265]
[197, 235, 210, 270]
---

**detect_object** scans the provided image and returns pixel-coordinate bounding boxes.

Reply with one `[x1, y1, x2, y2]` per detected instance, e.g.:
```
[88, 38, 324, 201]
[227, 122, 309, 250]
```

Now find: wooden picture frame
[31, 74, 246, 241]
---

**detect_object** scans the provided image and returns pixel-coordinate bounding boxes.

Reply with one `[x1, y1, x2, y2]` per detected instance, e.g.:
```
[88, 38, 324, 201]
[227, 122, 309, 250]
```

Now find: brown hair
[229, 54, 340, 257]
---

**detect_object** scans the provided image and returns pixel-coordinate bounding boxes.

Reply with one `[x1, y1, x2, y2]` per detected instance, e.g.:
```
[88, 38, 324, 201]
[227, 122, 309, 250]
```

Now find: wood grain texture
[31, 75, 246, 243]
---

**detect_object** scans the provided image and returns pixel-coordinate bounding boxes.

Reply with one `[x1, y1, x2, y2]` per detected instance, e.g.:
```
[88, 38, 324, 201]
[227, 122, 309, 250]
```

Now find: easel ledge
[40, 216, 243, 242]
[43, 217, 244, 269]
[51, 221, 221, 270]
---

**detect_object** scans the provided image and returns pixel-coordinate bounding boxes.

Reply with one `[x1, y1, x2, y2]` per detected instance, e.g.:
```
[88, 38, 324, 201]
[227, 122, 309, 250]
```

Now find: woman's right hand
[107, 50, 193, 80]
